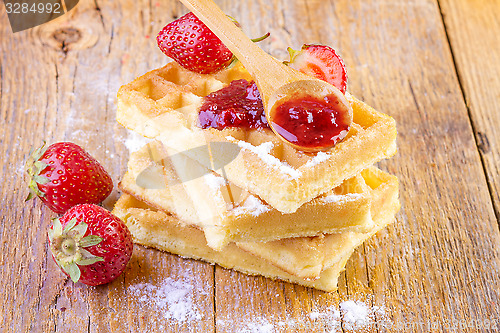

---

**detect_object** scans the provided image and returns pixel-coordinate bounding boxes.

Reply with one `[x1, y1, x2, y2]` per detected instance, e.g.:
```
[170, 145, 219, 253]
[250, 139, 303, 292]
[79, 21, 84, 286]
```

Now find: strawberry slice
[285, 44, 348, 94]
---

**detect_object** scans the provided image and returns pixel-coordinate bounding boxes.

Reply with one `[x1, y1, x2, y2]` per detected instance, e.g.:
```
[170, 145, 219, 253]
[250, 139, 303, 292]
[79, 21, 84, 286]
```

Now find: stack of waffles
[112, 62, 399, 292]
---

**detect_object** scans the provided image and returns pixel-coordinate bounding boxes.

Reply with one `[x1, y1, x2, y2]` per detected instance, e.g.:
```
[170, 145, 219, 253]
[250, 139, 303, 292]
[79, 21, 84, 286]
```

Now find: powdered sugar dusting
[232, 194, 271, 216]
[321, 192, 364, 203]
[204, 173, 227, 192]
[216, 300, 387, 332]
[233, 139, 301, 179]
[124, 130, 152, 153]
[304, 151, 331, 168]
[217, 316, 304, 333]
[237, 140, 273, 155]
[341, 300, 370, 328]
[129, 277, 202, 322]
[340, 300, 386, 330]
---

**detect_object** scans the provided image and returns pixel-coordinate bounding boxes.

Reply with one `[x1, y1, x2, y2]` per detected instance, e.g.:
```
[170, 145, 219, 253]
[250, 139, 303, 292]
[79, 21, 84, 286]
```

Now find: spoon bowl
[266, 80, 353, 152]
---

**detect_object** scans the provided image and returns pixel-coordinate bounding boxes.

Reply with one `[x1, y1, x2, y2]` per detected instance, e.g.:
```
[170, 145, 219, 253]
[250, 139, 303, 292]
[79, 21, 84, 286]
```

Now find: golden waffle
[238, 167, 399, 279]
[112, 167, 399, 290]
[117, 62, 397, 213]
[119, 141, 374, 251]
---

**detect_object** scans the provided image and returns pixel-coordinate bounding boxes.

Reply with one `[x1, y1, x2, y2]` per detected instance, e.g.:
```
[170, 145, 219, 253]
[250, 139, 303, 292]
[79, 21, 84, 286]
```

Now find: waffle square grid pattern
[117, 62, 397, 213]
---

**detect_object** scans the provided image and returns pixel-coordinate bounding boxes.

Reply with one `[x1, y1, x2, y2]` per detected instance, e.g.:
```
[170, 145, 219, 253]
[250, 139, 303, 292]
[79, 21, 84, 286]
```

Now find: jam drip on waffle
[198, 79, 269, 130]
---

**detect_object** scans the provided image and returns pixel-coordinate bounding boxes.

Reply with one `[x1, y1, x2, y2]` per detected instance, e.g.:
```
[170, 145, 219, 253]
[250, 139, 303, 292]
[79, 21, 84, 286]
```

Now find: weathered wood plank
[439, 0, 500, 222]
[0, 3, 68, 331]
[336, 0, 500, 330]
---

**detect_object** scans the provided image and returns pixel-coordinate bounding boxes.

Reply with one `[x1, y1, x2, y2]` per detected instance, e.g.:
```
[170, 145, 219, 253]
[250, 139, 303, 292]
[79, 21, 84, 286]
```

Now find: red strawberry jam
[269, 93, 351, 150]
[198, 79, 268, 130]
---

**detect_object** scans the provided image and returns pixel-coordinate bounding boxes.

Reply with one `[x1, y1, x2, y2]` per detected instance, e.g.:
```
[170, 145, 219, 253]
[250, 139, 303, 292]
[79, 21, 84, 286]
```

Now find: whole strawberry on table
[49, 204, 133, 286]
[26, 141, 113, 214]
[26, 141, 133, 286]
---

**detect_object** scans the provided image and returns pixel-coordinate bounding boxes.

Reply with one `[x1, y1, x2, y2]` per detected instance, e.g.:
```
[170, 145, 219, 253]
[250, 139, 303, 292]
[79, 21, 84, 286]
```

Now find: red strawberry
[156, 13, 269, 74]
[48, 204, 133, 286]
[157, 12, 234, 74]
[26, 142, 113, 214]
[284, 44, 348, 94]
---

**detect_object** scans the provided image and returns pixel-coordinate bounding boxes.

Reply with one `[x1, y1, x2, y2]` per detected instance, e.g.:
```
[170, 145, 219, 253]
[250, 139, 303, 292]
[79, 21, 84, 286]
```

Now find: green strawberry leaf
[32, 141, 48, 162]
[77, 248, 104, 266]
[63, 218, 78, 234]
[52, 218, 63, 238]
[33, 160, 47, 172]
[63, 262, 81, 283]
[79, 235, 103, 248]
[25, 191, 36, 202]
[33, 175, 50, 184]
[70, 221, 88, 240]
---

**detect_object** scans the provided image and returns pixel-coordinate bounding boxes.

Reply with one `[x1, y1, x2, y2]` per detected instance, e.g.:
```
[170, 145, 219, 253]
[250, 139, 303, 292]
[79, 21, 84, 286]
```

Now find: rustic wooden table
[1, 0, 499, 332]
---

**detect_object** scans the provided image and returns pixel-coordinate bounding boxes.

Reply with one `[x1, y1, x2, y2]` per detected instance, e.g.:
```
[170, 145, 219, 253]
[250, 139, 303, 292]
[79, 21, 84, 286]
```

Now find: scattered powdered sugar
[321, 192, 364, 203]
[217, 300, 387, 332]
[129, 277, 202, 322]
[231, 138, 302, 179]
[217, 316, 303, 333]
[232, 194, 271, 216]
[307, 305, 342, 331]
[339, 300, 386, 330]
[310, 301, 387, 331]
[245, 320, 275, 333]
[341, 300, 370, 327]
[308, 306, 342, 321]
[304, 151, 331, 168]
[124, 130, 151, 153]
[204, 173, 227, 192]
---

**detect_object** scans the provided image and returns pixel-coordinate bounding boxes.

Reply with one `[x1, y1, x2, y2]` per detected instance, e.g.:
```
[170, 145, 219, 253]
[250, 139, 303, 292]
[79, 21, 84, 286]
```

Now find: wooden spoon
[179, 0, 353, 152]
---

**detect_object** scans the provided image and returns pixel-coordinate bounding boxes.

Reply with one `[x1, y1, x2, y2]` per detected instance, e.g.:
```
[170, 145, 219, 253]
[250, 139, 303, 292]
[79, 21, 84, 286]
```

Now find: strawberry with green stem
[26, 142, 113, 214]
[49, 204, 133, 286]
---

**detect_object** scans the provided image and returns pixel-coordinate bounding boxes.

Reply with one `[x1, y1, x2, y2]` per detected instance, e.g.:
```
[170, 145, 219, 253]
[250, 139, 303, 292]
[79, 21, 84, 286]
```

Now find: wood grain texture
[334, 0, 500, 329]
[438, 0, 500, 222]
[0, 0, 499, 332]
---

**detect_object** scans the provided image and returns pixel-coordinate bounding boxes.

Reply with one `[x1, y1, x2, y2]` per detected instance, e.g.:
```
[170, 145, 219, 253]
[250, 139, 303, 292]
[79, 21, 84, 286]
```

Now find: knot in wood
[52, 28, 82, 52]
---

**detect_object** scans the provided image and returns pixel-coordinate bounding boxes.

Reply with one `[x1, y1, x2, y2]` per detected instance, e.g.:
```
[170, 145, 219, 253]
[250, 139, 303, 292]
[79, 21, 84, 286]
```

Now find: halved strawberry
[284, 44, 348, 94]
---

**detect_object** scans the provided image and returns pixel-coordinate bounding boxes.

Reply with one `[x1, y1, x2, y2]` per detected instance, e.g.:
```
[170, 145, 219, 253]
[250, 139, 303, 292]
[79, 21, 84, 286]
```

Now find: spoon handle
[178, 0, 290, 97]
